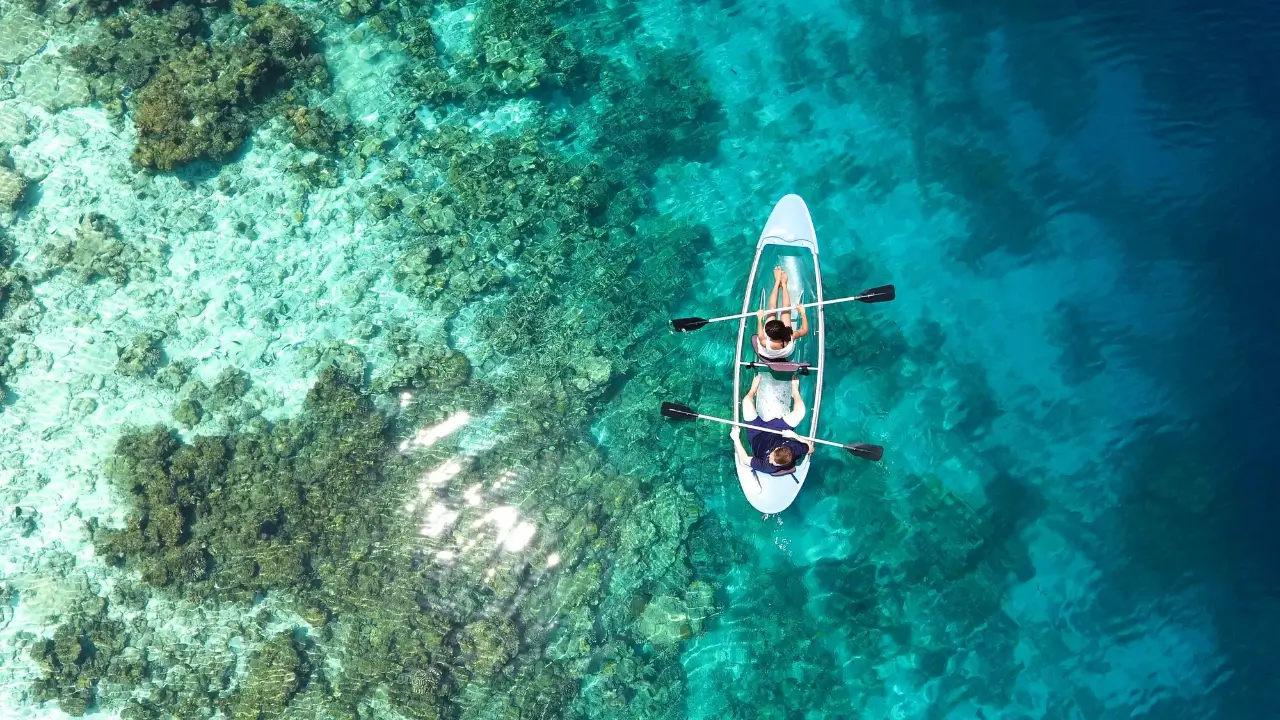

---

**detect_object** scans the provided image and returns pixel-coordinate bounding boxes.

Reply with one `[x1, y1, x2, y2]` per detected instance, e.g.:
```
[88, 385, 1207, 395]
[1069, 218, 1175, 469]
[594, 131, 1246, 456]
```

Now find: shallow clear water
[1, 0, 1278, 717]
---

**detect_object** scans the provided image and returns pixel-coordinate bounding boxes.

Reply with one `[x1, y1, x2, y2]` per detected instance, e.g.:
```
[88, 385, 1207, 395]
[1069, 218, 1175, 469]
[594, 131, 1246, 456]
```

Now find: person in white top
[755, 266, 810, 360]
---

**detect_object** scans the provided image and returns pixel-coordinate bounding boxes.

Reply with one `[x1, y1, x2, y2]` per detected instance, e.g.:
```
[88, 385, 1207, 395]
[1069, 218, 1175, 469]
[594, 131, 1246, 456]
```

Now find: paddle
[671, 284, 895, 333]
[660, 402, 884, 461]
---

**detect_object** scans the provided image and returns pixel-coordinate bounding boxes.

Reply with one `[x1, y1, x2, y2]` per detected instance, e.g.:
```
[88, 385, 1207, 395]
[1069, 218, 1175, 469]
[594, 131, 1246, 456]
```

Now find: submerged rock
[0, 104, 29, 148]
[636, 595, 693, 647]
[573, 354, 611, 386]
[42, 213, 165, 285]
[0, 8, 48, 65]
[13, 58, 92, 112]
[0, 166, 25, 212]
[634, 582, 715, 648]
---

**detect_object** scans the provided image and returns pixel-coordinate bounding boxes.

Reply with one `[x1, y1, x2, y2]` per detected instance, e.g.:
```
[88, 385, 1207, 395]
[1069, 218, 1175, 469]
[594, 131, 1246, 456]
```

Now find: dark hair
[764, 319, 792, 342]
[770, 446, 795, 467]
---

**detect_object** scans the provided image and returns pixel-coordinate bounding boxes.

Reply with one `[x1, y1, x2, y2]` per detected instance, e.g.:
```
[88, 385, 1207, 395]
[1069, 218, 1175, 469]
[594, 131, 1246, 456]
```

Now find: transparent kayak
[732, 195, 825, 514]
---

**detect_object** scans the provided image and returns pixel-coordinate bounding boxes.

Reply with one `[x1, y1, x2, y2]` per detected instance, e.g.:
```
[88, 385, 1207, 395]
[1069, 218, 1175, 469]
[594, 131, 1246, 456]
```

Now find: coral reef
[115, 332, 166, 377]
[287, 151, 342, 188]
[92, 367, 434, 711]
[398, 13, 439, 61]
[0, 228, 38, 409]
[130, 2, 323, 170]
[392, 228, 506, 310]
[336, 0, 379, 24]
[22, 577, 333, 720]
[300, 13, 737, 712]
[458, 616, 519, 680]
[66, 0, 328, 169]
[209, 366, 249, 407]
[64, 3, 207, 115]
[35, 0, 741, 716]
[155, 358, 192, 390]
[95, 367, 376, 594]
[373, 328, 473, 394]
[172, 396, 202, 427]
[474, 0, 583, 93]
[634, 584, 715, 648]
[398, 0, 589, 105]
[90, 333, 711, 717]
[58, 0, 224, 22]
[398, 13, 453, 104]
[284, 104, 348, 154]
[588, 48, 726, 175]
[0, 230, 35, 323]
[0, 166, 25, 213]
[230, 633, 307, 719]
[42, 213, 164, 285]
[29, 595, 128, 717]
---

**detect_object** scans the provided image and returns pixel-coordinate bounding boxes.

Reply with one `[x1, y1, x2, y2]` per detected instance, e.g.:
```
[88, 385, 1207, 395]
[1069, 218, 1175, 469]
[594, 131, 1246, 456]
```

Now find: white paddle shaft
[702, 291, 875, 325]
[690, 410, 847, 449]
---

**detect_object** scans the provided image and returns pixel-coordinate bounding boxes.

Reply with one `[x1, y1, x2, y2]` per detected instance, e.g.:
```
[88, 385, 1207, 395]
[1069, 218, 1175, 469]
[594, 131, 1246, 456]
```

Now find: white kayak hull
[733, 195, 825, 514]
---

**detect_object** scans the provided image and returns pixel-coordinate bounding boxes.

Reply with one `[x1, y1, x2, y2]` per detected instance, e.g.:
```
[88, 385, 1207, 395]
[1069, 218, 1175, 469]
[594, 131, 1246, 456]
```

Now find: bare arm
[779, 278, 793, 329]
[730, 427, 752, 466]
[791, 303, 810, 339]
[781, 429, 816, 457]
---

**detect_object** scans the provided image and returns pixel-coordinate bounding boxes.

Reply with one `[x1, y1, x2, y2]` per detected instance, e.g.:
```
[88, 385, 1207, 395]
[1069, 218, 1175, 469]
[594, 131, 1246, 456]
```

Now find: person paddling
[730, 375, 815, 480]
[754, 266, 810, 361]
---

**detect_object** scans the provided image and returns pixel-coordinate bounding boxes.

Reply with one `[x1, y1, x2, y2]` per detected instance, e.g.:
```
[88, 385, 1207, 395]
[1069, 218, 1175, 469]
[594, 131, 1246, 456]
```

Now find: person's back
[747, 417, 809, 474]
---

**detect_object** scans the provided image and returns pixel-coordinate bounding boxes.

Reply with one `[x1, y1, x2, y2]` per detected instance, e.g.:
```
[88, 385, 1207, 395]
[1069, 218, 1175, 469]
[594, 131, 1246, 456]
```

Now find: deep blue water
[648, 0, 1280, 715]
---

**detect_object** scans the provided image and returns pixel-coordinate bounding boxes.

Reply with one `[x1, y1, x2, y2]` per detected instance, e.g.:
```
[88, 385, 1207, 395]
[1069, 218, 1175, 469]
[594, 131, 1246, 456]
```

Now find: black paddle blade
[671, 317, 709, 332]
[661, 402, 698, 420]
[845, 443, 884, 461]
[858, 285, 896, 303]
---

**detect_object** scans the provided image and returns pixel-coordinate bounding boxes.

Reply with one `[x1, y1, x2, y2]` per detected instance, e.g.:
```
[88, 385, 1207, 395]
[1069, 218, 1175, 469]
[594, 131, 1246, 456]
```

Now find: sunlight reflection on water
[398, 407, 473, 452]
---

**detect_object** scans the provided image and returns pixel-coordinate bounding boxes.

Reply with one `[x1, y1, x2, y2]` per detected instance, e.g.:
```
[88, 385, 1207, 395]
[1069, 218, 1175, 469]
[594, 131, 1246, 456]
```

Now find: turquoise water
[1, 0, 1276, 716]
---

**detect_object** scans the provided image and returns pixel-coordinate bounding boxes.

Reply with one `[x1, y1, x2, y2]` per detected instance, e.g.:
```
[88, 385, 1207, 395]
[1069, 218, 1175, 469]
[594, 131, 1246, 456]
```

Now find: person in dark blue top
[730, 375, 815, 478]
